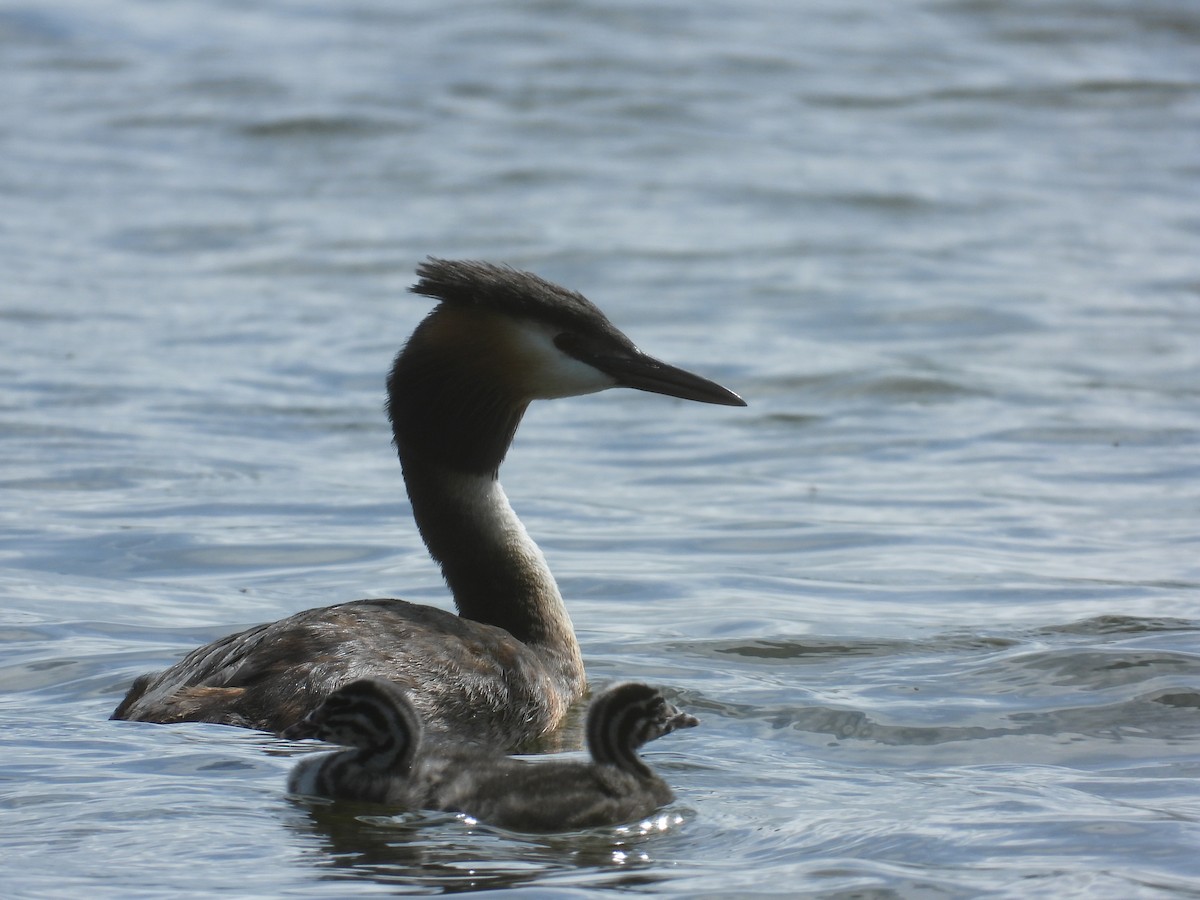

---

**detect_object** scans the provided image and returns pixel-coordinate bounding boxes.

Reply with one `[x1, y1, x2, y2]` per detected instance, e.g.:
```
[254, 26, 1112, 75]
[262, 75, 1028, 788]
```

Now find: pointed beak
[586, 348, 746, 407]
[665, 708, 701, 734]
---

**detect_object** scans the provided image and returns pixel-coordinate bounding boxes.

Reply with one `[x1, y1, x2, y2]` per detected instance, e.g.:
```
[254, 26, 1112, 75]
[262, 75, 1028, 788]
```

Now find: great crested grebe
[111, 259, 743, 747]
[285, 678, 698, 831]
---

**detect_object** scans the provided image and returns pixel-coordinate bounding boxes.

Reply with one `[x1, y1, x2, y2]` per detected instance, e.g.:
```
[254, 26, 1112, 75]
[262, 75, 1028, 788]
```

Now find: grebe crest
[113, 259, 743, 748]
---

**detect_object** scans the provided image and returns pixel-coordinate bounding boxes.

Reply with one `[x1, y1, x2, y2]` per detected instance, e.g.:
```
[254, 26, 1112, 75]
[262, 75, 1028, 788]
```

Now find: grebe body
[285, 679, 699, 831]
[112, 260, 743, 747]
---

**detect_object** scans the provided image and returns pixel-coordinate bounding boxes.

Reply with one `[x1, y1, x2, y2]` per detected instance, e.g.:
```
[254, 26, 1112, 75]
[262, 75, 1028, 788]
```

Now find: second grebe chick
[111, 259, 744, 748]
[285, 679, 699, 831]
[427, 681, 700, 831]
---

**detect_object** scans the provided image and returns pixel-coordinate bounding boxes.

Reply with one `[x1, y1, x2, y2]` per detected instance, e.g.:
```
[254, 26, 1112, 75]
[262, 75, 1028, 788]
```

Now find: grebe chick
[112, 259, 744, 748]
[427, 681, 700, 831]
[285, 679, 699, 831]
[284, 678, 421, 805]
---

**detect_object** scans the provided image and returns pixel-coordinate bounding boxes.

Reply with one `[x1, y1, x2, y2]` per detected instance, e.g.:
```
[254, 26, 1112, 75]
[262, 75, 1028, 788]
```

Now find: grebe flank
[286, 679, 699, 831]
[111, 259, 743, 747]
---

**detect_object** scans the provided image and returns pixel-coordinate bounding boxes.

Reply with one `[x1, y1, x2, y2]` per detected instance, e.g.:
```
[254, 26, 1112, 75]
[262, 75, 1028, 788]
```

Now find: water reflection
[283, 797, 686, 892]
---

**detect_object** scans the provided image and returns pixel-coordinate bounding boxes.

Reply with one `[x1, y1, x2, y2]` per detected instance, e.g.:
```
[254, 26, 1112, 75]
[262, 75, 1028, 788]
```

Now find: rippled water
[3, 0, 1199, 896]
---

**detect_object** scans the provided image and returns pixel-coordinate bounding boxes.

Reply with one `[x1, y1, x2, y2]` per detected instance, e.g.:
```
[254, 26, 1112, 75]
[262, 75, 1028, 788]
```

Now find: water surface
[2, 0, 1199, 896]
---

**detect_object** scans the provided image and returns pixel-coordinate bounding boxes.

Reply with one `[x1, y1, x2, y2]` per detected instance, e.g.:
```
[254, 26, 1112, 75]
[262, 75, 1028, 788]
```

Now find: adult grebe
[285, 679, 698, 831]
[111, 259, 743, 747]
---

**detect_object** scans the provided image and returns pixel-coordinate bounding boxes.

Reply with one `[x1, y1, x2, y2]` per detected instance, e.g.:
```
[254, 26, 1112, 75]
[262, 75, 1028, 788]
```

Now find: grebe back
[112, 259, 743, 747]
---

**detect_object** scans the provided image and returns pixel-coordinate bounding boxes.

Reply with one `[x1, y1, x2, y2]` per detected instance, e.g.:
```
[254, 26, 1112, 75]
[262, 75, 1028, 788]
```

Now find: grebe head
[388, 259, 745, 475]
[282, 679, 422, 764]
[586, 682, 699, 773]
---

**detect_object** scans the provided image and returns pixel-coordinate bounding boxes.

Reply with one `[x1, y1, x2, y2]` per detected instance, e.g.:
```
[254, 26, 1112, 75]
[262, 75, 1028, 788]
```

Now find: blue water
[3, 0, 1199, 896]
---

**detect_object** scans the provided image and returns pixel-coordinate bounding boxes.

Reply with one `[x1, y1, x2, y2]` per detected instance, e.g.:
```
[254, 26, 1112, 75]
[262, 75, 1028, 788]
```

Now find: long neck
[587, 695, 652, 778]
[401, 459, 580, 662]
[348, 735, 408, 774]
[386, 312, 584, 684]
